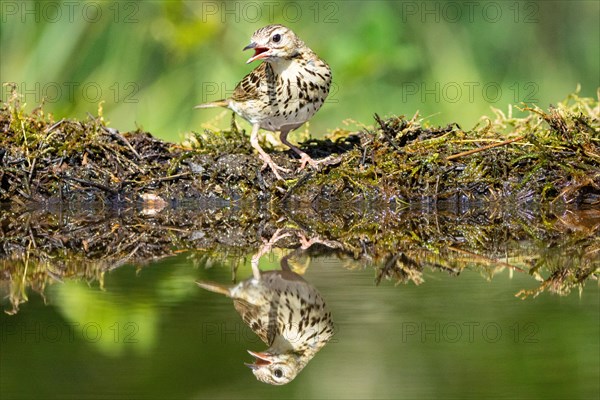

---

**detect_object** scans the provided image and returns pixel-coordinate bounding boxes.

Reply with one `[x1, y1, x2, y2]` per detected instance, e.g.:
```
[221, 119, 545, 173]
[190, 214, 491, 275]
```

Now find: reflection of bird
[195, 24, 332, 180]
[197, 268, 334, 385]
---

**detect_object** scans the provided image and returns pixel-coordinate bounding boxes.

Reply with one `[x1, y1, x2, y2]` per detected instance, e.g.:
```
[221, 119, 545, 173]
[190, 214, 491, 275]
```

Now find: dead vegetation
[1, 84, 599, 314]
[1, 84, 598, 206]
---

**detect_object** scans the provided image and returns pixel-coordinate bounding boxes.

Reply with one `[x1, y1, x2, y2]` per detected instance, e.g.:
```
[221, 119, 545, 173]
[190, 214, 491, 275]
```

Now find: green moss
[1, 84, 599, 313]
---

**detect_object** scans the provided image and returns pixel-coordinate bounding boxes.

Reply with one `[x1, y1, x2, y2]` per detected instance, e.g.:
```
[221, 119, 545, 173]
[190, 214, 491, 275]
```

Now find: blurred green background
[1, 0, 599, 142]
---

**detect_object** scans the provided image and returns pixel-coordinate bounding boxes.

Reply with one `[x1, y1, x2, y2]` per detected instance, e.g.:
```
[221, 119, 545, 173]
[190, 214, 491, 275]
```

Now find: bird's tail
[194, 100, 229, 109]
[196, 280, 232, 297]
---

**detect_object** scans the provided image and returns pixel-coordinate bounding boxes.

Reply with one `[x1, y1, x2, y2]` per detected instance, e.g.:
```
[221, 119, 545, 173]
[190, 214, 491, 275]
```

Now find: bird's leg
[251, 228, 291, 280]
[279, 129, 320, 171]
[250, 123, 290, 180]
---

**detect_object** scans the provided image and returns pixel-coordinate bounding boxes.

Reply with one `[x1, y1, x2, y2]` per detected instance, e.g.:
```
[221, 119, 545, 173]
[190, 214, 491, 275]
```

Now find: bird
[196, 231, 335, 385]
[195, 24, 332, 180]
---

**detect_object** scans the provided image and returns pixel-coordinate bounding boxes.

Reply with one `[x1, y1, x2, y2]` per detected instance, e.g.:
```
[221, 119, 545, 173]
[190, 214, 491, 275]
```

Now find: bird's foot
[259, 155, 291, 181]
[297, 154, 343, 172]
[263, 228, 291, 248]
[297, 232, 343, 250]
[251, 228, 291, 279]
[297, 153, 320, 171]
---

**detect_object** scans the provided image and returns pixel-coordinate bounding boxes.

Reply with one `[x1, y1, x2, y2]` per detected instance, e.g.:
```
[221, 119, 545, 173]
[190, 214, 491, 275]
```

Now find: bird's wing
[233, 299, 270, 345]
[231, 63, 268, 103]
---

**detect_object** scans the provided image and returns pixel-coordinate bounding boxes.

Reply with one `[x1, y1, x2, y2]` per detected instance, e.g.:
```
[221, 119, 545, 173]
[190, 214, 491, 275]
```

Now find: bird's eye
[272, 34, 281, 43]
[274, 369, 283, 378]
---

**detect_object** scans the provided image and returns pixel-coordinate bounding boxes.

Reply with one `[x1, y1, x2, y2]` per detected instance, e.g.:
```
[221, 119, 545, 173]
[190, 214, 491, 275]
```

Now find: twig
[153, 172, 191, 182]
[446, 135, 526, 161]
[103, 127, 142, 160]
[28, 157, 36, 183]
[281, 172, 312, 203]
[44, 118, 66, 133]
[62, 176, 117, 195]
[447, 246, 525, 272]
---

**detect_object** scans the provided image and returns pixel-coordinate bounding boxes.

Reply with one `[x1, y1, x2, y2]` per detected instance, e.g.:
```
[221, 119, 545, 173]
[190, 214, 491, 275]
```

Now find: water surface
[1, 250, 598, 399]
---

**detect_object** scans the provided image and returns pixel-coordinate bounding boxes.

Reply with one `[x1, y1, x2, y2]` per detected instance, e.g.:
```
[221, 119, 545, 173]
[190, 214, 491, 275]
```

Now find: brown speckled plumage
[196, 24, 332, 180]
[197, 269, 334, 385]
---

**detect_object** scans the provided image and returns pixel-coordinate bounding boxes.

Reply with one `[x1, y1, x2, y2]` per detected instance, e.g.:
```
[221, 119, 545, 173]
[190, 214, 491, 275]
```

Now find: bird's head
[244, 350, 303, 385]
[243, 24, 303, 64]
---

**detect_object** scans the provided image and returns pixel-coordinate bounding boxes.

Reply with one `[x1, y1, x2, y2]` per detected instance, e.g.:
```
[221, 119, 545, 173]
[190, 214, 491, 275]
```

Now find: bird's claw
[263, 228, 291, 247]
[260, 159, 291, 181]
[297, 232, 343, 250]
[297, 154, 321, 172]
[297, 154, 343, 172]
[251, 228, 291, 279]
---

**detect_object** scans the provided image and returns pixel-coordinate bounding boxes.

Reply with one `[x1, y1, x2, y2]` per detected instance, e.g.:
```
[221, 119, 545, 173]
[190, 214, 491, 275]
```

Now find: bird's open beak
[243, 42, 270, 64]
[244, 350, 272, 369]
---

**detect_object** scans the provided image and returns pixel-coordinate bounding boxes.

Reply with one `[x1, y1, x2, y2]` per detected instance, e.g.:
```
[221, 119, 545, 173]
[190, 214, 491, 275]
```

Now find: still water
[1, 248, 598, 399]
